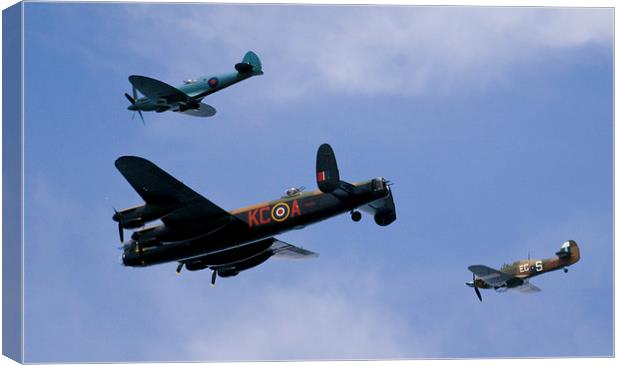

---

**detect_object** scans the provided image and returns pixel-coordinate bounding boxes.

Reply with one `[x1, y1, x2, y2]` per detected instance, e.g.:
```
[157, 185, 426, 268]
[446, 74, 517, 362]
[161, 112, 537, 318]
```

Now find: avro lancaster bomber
[113, 144, 396, 285]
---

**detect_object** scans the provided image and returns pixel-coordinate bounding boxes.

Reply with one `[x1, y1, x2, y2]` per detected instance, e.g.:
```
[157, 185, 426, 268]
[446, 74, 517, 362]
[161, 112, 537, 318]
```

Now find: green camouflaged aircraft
[124, 51, 262, 123]
[466, 240, 581, 301]
[113, 143, 396, 286]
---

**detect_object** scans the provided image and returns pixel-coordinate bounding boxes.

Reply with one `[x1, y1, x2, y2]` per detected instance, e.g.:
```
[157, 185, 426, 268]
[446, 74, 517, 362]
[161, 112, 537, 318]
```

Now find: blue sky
[21, 3, 612, 362]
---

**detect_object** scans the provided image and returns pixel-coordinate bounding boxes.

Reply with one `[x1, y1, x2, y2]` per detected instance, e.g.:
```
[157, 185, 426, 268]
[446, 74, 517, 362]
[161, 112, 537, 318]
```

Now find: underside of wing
[270, 239, 319, 259]
[115, 156, 239, 227]
[129, 75, 190, 104]
[179, 103, 216, 117]
[180, 238, 317, 276]
[468, 265, 515, 287]
[514, 281, 542, 293]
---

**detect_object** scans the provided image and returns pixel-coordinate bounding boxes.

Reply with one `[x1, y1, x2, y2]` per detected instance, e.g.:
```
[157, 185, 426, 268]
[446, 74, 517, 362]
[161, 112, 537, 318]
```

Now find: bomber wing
[129, 75, 191, 104]
[468, 265, 515, 287]
[115, 156, 242, 228]
[270, 239, 319, 259]
[184, 238, 318, 267]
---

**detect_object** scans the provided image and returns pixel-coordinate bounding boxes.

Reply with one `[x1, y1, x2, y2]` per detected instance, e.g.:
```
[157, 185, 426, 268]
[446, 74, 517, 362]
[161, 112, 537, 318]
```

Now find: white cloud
[163, 267, 424, 360]
[122, 6, 612, 99]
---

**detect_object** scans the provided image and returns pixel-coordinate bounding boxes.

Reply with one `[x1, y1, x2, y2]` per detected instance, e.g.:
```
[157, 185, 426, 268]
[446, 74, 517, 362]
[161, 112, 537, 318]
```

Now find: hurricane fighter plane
[124, 51, 262, 122]
[466, 240, 581, 301]
[113, 144, 396, 285]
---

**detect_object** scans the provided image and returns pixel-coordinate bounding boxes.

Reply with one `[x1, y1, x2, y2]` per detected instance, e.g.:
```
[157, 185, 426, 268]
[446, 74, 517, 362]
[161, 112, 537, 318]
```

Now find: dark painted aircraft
[466, 240, 581, 301]
[113, 144, 396, 285]
[124, 51, 262, 123]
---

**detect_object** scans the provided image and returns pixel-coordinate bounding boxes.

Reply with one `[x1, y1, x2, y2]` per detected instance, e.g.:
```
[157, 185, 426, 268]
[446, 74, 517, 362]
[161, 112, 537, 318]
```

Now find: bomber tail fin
[235, 51, 263, 75]
[316, 143, 341, 193]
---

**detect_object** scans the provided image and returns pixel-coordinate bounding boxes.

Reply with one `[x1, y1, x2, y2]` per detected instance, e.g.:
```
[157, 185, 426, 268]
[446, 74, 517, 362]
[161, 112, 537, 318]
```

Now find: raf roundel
[208, 77, 219, 88]
[271, 202, 291, 222]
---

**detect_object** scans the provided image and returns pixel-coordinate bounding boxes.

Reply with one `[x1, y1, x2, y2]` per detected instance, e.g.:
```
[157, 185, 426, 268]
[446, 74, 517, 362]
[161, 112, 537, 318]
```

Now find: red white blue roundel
[271, 202, 290, 222]
[208, 77, 219, 88]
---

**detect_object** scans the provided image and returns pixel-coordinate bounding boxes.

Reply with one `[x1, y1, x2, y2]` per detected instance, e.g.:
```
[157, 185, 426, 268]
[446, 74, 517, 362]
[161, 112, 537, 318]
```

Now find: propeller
[113, 208, 124, 242]
[211, 270, 217, 287]
[124, 86, 145, 125]
[117, 241, 132, 251]
[473, 273, 482, 302]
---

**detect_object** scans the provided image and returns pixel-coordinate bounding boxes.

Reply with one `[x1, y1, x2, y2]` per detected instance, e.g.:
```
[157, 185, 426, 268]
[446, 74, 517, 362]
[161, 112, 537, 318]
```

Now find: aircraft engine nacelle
[113, 204, 175, 228]
[216, 269, 240, 278]
[131, 225, 181, 245]
[217, 250, 274, 278]
[374, 210, 396, 226]
[185, 261, 209, 272]
[119, 218, 145, 230]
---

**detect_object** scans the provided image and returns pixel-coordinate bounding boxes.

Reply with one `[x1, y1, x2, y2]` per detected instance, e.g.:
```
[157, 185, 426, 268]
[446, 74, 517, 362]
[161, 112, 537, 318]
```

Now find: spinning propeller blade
[124, 92, 135, 104]
[118, 223, 124, 242]
[125, 86, 145, 125]
[473, 273, 482, 302]
[474, 286, 482, 302]
[113, 208, 124, 242]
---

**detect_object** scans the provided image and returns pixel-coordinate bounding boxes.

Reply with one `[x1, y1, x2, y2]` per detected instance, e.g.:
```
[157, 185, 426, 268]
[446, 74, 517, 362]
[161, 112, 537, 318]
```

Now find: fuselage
[121, 178, 390, 267]
[470, 241, 581, 290]
[128, 71, 257, 112]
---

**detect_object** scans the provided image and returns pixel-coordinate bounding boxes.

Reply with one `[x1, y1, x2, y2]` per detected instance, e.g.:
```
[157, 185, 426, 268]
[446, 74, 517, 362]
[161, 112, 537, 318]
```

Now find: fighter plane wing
[179, 103, 216, 117]
[270, 239, 319, 259]
[129, 75, 191, 104]
[514, 281, 542, 293]
[115, 156, 241, 227]
[468, 265, 515, 287]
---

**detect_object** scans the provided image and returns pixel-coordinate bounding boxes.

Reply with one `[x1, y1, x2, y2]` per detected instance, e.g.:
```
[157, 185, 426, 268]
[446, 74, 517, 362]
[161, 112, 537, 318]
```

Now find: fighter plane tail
[555, 240, 580, 263]
[235, 51, 263, 75]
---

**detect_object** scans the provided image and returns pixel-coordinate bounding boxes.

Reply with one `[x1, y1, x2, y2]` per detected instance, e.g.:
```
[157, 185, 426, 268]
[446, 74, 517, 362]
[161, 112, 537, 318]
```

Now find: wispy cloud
[179, 267, 419, 361]
[121, 6, 611, 99]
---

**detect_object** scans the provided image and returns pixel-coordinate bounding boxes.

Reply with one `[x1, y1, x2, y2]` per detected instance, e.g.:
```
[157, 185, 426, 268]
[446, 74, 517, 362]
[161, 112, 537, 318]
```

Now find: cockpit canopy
[285, 187, 304, 197]
[371, 177, 388, 192]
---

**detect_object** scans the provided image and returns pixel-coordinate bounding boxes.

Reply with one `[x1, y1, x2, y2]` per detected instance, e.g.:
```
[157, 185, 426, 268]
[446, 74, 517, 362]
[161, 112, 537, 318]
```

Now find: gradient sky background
[21, 3, 612, 362]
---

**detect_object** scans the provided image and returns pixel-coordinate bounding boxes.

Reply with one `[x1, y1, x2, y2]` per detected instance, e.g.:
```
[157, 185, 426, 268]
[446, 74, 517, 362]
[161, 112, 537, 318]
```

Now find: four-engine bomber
[113, 144, 396, 285]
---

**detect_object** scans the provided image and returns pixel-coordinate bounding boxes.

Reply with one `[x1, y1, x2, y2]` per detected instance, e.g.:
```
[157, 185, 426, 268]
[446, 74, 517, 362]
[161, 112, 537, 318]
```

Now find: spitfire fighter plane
[466, 240, 581, 301]
[124, 51, 263, 122]
[113, 144, 396, 285]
